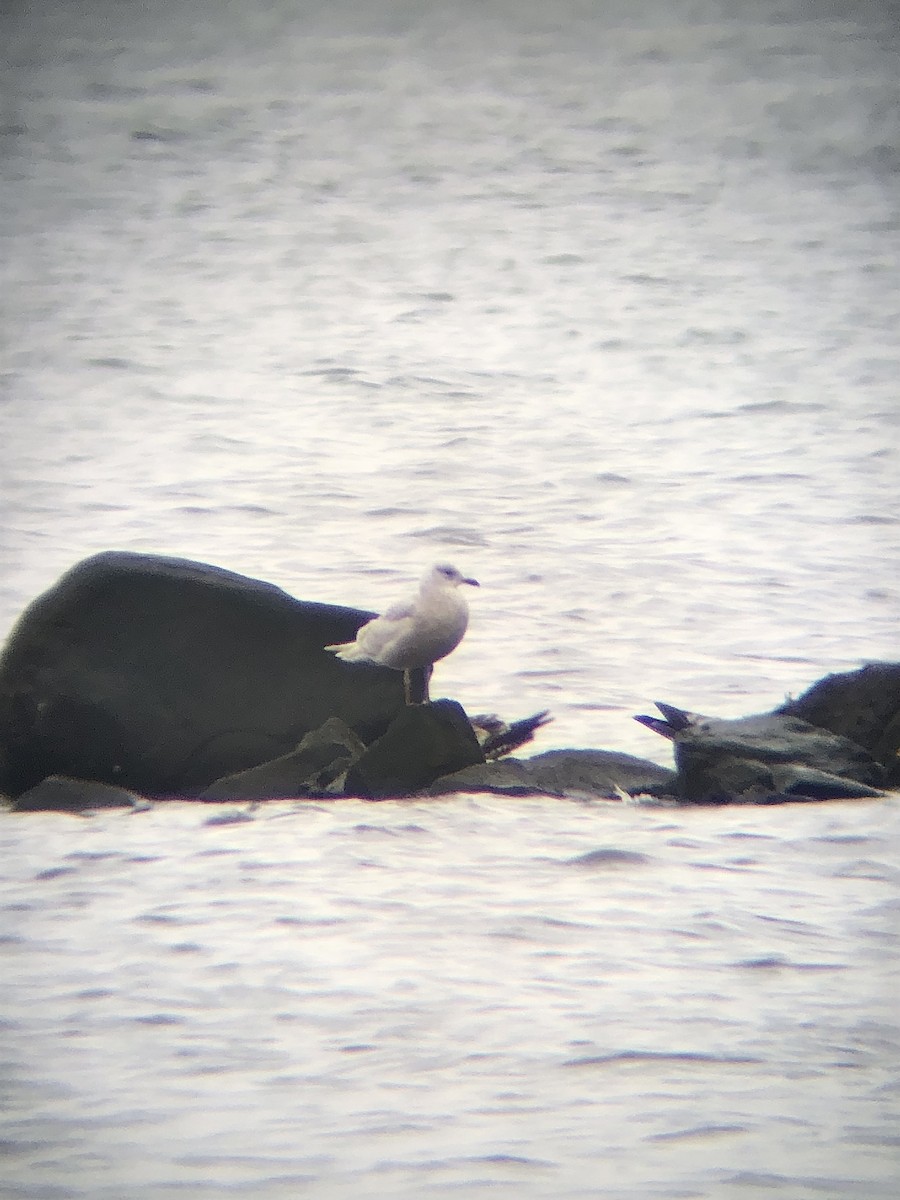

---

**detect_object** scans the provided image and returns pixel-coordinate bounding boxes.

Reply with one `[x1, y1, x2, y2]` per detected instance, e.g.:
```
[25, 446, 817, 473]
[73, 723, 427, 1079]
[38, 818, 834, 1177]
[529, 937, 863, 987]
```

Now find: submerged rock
[0, 552, 405, 798]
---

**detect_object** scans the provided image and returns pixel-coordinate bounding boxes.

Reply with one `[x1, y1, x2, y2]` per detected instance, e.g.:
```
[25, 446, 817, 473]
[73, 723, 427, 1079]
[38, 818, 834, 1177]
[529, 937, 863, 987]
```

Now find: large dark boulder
[0, 552, 406, 798]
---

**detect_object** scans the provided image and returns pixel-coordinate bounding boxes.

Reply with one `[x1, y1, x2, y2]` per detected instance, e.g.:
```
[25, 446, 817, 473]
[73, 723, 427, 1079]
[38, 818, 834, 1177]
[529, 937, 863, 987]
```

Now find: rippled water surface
[3, 798, 900, 1199]
[2, 0, 899, 1195]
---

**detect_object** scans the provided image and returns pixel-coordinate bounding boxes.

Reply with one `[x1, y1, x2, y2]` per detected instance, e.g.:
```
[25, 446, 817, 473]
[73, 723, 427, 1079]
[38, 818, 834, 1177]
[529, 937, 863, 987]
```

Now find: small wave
[203, 808, 255, 826]
[34, 866, 78, 881]
[87, 356, 140, 371]
[734, 955, 847, 971]
[646, 1122, 748, 1142]
[131, 128, 185, 143]
[832, 860, 898, 883]
[404, 525, 489, 547]
[566, 848, 651, 868]
[300, 366, 359, 379]
[842, 513, 898, 526]
[564, 1049, 762, 1068]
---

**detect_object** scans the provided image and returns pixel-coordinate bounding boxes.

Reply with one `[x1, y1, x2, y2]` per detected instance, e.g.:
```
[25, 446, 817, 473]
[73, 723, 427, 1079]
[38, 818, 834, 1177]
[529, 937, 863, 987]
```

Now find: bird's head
[428, 563, 480, 589]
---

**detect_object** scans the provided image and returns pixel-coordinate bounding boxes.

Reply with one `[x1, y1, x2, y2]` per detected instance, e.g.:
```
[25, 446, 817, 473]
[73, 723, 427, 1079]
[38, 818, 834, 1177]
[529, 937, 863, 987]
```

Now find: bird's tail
[324, 642, 363, 662]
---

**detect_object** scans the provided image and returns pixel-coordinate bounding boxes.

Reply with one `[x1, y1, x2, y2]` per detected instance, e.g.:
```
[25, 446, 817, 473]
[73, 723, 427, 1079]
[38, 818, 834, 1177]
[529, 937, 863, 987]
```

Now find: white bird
[325, 563, 480, 704]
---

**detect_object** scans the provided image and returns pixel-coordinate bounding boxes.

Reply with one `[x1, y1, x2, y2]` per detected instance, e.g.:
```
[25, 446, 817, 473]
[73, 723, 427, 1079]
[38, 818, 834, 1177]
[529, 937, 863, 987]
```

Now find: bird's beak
[464, 577, 480, 587]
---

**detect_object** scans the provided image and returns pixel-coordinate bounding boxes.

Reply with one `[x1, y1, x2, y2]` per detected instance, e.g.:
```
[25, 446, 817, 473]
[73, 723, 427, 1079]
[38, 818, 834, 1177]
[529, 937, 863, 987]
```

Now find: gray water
[1, 1, 899, 1196]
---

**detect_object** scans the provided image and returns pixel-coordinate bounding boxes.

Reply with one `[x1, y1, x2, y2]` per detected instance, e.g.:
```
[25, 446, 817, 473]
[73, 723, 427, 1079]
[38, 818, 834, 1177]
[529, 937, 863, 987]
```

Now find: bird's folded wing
[382, 600, 416, 621]
[357, 612, 413, 659]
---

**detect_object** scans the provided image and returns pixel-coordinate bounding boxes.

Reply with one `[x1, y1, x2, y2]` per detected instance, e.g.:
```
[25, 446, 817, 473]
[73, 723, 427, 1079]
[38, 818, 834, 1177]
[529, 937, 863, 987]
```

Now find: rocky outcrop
[0, 551, 405, 798]
[636, 684, 894, 803]
[2, 554, 897, 809]
[196, 703, 488, 802]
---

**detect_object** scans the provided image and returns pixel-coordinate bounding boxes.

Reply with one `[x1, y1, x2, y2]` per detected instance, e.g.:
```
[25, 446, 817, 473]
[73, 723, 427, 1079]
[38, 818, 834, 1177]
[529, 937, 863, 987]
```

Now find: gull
[325, 563, 479, 704]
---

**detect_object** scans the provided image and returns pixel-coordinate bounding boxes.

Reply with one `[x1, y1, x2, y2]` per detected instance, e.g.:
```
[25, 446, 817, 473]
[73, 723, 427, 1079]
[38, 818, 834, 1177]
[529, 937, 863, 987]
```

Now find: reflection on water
[2, 1, 899, 1196]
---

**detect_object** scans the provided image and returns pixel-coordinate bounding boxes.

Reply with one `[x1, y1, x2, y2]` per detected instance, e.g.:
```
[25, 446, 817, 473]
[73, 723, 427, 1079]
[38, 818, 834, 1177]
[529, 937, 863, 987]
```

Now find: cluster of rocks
[0, 553, 897, 813]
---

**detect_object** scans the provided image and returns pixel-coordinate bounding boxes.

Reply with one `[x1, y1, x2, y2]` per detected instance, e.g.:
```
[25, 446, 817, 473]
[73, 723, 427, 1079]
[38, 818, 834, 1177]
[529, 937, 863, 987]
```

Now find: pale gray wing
[355, 605, 416, 662]
[382, 600, 415, 621]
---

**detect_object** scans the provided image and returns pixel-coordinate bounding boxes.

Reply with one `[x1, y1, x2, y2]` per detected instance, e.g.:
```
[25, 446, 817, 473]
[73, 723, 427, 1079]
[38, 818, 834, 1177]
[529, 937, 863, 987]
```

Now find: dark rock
[670, 756, 884, 805]
[199, 718, 366, 800]
[0, 552, 405, 798]
[344, 699, 484, 799]
[778, 662, 900, 785]
[523, 748, 674, 798]
[429, 748, 674, 799]
[636, 703, 885, 803]
[766, 766, 884, 801]
[11, 774, 143, 813]
[427, 758, 538, 796]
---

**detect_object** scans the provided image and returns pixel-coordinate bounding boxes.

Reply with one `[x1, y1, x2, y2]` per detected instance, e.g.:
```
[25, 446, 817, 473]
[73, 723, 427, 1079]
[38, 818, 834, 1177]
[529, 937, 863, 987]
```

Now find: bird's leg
[402, 666, 433, 705]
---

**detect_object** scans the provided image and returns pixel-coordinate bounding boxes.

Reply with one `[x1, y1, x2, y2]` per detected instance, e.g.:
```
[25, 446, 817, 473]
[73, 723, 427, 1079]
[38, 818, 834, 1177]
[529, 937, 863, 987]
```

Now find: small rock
[429, 748, 674, 799]
[427, 758, 538, 796]
[11, 775, 143, 813]
[523, 748, 674, 798]
[344, 699, 484, 799]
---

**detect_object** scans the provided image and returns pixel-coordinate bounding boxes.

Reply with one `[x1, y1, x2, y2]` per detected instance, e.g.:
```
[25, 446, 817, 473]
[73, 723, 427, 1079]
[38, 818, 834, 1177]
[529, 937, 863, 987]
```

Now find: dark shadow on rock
[0, 552, 406, 798]
[199, 718, 365, 800]
[10, 775, 144, 813]
[344, 699, 484, 799]
[669, 756, 883, 805]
